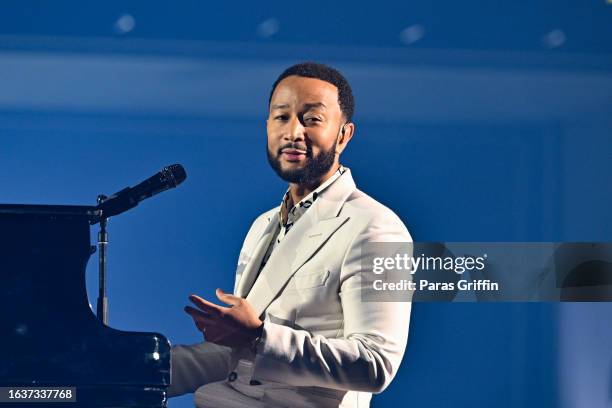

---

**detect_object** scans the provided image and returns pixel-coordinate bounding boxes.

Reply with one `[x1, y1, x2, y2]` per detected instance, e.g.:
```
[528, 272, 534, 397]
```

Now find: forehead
[270, 76, 339, 111]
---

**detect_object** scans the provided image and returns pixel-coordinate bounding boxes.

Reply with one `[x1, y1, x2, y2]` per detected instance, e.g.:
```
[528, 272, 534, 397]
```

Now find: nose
[284, 116, 305, 142]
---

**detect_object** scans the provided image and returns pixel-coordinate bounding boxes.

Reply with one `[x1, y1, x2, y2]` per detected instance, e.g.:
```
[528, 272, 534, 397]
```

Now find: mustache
[277, 142, 310, 155]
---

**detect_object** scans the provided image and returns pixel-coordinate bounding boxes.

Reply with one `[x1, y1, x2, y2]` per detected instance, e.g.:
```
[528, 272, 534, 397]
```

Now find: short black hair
[268, 62, 355, 122]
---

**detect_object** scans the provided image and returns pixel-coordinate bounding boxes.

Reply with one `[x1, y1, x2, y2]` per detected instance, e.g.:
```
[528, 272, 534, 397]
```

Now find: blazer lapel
[235, 212, 279, 298]
[246, 169, 357, 317]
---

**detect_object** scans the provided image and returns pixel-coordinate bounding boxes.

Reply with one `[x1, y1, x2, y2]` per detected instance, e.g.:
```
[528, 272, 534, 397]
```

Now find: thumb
[216, 288, 239, 306]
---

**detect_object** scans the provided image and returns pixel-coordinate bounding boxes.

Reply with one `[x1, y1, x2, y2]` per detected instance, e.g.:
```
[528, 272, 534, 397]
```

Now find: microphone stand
[90, 164, 186, 325]
[96, 194, 109, 325]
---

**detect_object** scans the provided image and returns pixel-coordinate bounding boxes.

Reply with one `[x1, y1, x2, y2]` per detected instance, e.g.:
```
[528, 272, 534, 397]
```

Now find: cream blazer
[169, 168, 412, 407]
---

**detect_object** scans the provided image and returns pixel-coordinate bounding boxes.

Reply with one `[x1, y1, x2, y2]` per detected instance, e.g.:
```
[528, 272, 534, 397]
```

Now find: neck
[287, 163, 340, 205]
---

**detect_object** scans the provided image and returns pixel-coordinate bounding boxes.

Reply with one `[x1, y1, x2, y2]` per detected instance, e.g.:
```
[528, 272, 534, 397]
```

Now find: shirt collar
[279, 165, 346, 231]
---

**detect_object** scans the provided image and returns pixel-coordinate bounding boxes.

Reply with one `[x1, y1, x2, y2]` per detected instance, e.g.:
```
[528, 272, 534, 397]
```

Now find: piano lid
[0, 204, 102, 223]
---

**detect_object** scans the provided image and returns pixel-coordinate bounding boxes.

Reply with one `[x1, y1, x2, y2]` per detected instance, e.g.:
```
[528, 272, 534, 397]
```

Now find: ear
[336, 122, 355, 155]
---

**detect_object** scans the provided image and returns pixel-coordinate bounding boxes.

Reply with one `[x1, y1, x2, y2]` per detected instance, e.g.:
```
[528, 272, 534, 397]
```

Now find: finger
[189, 317, 227, 341]
[194, 319, 206, 332]
[189, 294, 224, 315]
[184, 305, 213, 320]
[215, 288, 240, 306]
[184, 307, 209, 331]
[185, 307, 242, 338]
[185, 306, 231, 332]
[185, 307, 228, 335]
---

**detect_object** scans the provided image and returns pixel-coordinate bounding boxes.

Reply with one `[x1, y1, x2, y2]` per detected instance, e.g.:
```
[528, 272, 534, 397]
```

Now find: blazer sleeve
[251, 211, 412, 393]
[167, 342, 233, 397]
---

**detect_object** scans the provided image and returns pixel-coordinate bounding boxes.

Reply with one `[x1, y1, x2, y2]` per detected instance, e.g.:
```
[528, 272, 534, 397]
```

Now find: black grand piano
[0, 204, 171, 407]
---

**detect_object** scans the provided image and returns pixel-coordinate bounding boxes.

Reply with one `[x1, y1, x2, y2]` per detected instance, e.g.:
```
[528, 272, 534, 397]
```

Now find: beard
[267, 139, 337, 185]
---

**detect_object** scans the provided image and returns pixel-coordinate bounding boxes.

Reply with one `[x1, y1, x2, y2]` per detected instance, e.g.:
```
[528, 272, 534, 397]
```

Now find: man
[169, 62, 412, 408]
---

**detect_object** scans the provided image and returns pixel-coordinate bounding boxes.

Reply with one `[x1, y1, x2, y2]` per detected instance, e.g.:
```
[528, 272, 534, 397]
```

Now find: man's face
[267, 75, 350, 186]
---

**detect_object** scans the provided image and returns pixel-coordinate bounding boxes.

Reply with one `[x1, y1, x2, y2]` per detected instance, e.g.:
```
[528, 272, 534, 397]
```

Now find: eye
[304, 117, 322, 123]
[274, 114, 288, 121]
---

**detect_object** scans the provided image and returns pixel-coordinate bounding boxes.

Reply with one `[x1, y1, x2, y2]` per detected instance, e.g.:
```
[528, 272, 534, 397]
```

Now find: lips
[280, 148, 307, 161]
[281, 148, 307, 155]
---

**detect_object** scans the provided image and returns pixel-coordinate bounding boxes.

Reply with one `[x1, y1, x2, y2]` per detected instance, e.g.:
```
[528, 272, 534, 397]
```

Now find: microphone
[97, 164, 187, 219]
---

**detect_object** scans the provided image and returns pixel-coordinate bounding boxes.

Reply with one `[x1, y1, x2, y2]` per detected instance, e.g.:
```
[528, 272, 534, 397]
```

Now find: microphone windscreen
[163, 164, 187, 187]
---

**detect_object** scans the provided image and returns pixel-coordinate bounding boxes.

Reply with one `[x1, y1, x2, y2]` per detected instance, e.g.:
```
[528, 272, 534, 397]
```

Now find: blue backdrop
[1, 2, 611, 407]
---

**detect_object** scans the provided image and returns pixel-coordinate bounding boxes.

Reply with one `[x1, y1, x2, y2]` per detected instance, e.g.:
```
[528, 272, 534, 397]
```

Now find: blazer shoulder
[253, 206, 278, 226]
[243, 206, 278, 238]
[342, 188, 412, 240]
[342, 188, 401, 219]
[236, 206, 279, 259]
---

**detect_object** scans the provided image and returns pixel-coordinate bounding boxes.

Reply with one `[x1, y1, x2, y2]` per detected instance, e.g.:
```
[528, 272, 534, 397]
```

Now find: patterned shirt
[259, 165, 347, 270]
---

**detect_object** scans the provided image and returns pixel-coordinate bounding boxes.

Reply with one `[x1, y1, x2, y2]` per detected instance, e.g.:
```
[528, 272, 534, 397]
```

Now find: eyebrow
[270, 104, 289, 110]
[304, 102, 326, 110]
[270, 102, 327, 110]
